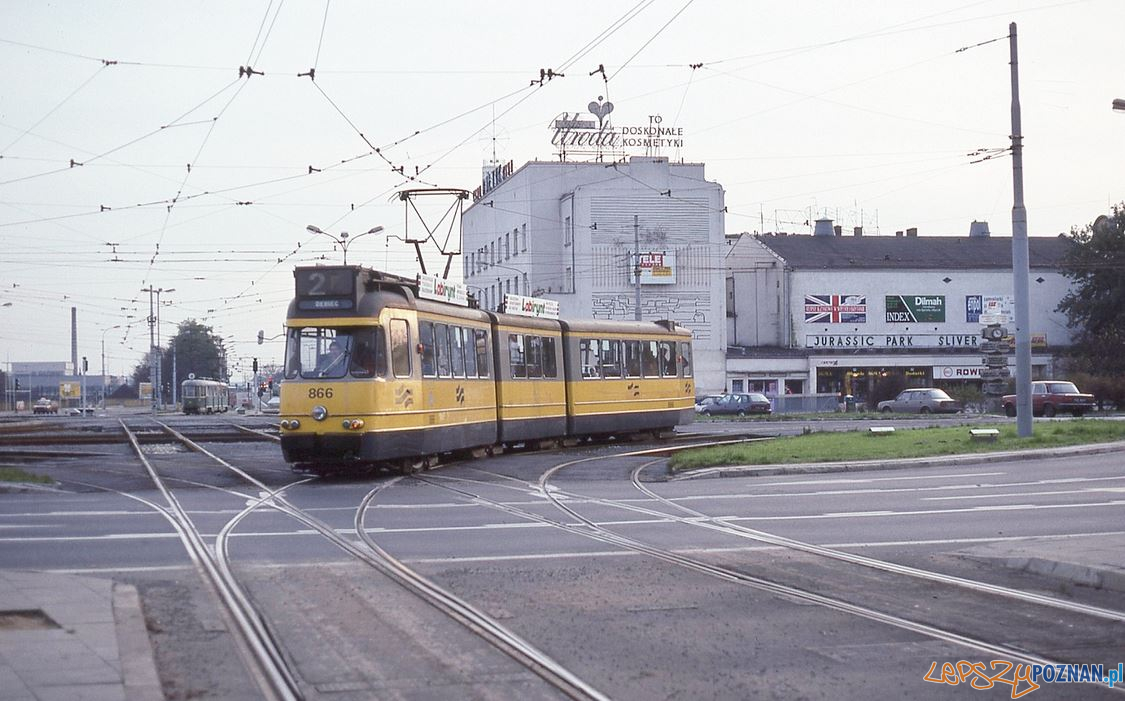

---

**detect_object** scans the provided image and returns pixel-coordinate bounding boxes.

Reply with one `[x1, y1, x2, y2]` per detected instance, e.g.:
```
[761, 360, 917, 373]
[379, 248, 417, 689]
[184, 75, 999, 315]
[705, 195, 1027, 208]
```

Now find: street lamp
[306, 225, 384, 265]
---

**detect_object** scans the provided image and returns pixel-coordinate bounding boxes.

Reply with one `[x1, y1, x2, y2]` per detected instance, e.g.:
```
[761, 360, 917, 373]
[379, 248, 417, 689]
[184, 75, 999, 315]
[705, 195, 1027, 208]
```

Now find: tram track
[406, 447, 1125, 695]
[118, 418, 303, 701]
[117, 417, 607, 700]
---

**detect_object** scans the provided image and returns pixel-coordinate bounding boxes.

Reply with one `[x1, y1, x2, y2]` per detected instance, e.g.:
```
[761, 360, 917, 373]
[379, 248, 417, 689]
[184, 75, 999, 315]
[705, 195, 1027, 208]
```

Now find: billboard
[804, 294, 867, 324]
[886, 295, 945, 323]
[635, 251, 676, 285]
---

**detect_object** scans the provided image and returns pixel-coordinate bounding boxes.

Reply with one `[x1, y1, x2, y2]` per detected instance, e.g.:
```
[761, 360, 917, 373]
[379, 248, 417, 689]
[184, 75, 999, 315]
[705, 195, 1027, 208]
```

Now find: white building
[723, 224, 1072, 407]
[462, 156, 728, 393]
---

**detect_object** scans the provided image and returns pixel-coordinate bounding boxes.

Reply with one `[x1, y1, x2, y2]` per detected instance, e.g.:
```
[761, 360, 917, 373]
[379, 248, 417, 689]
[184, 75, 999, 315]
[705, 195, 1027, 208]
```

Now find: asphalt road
[0, 413, 1122, 699]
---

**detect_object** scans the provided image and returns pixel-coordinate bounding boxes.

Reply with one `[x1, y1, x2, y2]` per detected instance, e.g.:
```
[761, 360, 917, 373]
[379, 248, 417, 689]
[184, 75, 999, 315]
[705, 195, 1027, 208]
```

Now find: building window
[564, 216, 572, 247]
[521, 223, 527, 252]
[505, 232, 510, 260]
[522, 273, 528, 295]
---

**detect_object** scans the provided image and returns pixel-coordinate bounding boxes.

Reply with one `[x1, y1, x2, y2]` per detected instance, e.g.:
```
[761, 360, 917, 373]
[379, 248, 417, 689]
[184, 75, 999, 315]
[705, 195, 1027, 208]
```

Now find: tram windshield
[285, 327, 386, 379]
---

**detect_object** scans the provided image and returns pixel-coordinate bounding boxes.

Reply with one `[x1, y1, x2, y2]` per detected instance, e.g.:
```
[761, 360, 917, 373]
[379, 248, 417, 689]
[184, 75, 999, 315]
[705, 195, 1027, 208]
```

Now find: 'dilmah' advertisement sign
[886, 295, 945, 323]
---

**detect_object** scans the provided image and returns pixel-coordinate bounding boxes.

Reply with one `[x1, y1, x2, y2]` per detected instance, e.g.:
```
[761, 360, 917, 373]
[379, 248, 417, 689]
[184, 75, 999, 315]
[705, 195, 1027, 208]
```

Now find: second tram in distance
[277, 265, 695, 473]
[181, 377, 231, 414]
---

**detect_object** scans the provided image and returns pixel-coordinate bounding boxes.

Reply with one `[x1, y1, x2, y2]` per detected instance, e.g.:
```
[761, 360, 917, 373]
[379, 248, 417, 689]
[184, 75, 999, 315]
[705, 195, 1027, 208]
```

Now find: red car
[1002, 381, 1096, 417]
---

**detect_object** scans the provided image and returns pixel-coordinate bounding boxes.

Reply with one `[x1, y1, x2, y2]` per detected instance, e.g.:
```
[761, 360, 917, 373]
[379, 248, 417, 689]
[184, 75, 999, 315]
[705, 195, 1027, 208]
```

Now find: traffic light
[252, 358, 258, 373]
[268, 379, 273, 390]
[14, 378, 19, 390]
[82, 357, 88, 373]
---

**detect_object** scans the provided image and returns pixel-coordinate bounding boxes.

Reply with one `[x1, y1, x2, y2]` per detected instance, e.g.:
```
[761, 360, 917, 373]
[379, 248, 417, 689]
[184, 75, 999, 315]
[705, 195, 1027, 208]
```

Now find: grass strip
[670, 420, 1125, 471]
[0, 466, 54, 484]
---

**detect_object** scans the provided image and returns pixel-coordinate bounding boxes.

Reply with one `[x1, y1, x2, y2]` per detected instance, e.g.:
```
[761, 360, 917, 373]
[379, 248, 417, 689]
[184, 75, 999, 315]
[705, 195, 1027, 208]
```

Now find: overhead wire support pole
[634, 214, 641, 321]
[143, 286, 157, 416]
[1009, 22, 1033, 438]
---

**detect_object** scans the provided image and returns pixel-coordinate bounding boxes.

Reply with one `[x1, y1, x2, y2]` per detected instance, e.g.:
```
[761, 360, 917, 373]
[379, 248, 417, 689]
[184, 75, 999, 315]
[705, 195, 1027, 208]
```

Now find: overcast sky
[2, 0, 1122, 380]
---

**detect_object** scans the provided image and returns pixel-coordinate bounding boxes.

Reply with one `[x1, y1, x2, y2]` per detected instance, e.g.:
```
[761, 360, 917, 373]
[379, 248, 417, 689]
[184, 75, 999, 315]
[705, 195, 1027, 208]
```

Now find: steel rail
[156, 420, 608, 701]
[533, 456, 1123, 695]
[119, 419, 303, 701]
[354, 487, 612, 701]
[403, 455, 1108, 693]
[625, 462, 1125, 623]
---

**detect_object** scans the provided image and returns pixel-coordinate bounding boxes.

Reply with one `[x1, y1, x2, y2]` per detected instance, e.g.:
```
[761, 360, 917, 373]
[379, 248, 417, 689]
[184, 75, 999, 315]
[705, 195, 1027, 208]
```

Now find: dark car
[1002, 381, 1096, 417]
[698, 392, 771, 417]
[694, 395, 722, 413]
[877, 388, 962, 414]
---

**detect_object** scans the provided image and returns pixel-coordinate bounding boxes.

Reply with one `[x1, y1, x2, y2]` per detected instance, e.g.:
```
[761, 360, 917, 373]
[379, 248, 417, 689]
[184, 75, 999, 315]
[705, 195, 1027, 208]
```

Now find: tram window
[450, 326, 466, 378]
[509, 334, 526, 378]
[659, 341, 676, 377]
[624, 341, 642, 378]
[474, 329, 490, 378]
[304, 329, 350, 379]
[600, 339, 622, 379]
[580, 338, 599, 379]
[680, 342, 693, 378]
[542, 337, 557, 378]
[284, 329, 301, 379]
[642, 341, 659, 377]
[390, 319, 411, 378]
[420, 322, 436, 377]
[526, 336, 543, 378]
[349, 327, 386, 378]
[435, 324, 451, 377]
[464, 328, 478, 377]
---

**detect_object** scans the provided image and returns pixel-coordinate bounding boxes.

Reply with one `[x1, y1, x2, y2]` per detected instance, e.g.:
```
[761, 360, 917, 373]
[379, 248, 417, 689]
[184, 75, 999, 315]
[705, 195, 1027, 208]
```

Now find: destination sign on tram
[295, 266, 357, 311]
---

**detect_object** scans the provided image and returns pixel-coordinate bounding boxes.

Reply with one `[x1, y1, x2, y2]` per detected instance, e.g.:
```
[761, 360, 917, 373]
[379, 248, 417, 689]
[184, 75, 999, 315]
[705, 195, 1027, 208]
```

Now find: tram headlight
[311, 405, 328, 422]
[280, 419, 300, 430]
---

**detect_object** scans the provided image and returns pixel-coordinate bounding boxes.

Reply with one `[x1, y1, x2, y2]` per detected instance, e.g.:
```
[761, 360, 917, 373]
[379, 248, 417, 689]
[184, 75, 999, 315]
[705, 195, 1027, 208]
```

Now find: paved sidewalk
[0, 571, 162, 701]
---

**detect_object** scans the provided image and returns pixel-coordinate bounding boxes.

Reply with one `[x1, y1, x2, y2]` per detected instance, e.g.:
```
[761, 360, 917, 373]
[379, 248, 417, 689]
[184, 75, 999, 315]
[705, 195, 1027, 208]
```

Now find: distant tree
[130, 320, 228, 396]
[1056, 206, 1125, 378]
[109, 383, 139, 400]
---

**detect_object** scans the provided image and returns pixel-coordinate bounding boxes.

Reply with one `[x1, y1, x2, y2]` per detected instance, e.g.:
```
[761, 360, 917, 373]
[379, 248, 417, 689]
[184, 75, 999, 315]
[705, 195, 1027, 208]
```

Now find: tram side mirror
[257, 330, 264, 345]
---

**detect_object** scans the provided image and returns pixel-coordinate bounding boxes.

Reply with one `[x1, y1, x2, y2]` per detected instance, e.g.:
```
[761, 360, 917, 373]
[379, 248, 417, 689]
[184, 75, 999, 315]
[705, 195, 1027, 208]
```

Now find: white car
[262, 396, 280, 414]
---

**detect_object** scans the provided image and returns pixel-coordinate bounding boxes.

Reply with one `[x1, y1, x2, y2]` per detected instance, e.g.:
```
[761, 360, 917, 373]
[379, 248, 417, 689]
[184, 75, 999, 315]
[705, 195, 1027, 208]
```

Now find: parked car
[262, 396, 281, 414]
[32, 397, 58, 414]
[698, 392, 771, 417]
[1002, 381, 1096, 417]
[694, 395, 722, 413]
[877, 388, 962, 414]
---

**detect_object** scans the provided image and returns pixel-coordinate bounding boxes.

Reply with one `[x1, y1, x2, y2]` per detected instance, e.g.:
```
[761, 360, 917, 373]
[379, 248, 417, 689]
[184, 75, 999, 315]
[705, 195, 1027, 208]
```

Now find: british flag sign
[804, 294, 867, 323]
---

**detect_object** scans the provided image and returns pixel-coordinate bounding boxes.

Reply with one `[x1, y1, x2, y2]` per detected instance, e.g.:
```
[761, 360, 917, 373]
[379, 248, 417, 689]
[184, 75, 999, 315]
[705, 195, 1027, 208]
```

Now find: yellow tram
[278, 266, 694, 472]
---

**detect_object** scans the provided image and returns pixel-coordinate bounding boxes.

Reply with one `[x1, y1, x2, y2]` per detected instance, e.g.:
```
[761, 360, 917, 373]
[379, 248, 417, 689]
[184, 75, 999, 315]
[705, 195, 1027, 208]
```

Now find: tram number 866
[307, 387, 334, 399]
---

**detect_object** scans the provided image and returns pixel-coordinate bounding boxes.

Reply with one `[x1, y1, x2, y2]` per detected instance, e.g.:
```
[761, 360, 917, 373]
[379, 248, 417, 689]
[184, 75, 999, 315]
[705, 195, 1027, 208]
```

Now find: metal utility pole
[1009, 22, 1033, 437]
[143, 286, 157, 415]
[633, 215, 642, 320]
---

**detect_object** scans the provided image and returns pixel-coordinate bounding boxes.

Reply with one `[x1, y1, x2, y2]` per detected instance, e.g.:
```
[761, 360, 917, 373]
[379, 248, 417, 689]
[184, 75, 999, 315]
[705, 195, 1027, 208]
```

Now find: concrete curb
[113, 584, 163, 701]
[960, 554, 1125, 595]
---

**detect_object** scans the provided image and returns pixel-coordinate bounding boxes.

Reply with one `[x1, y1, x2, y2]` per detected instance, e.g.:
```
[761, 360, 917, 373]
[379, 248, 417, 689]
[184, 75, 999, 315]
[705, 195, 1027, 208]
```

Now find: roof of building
[754, 233, 1072, 270]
